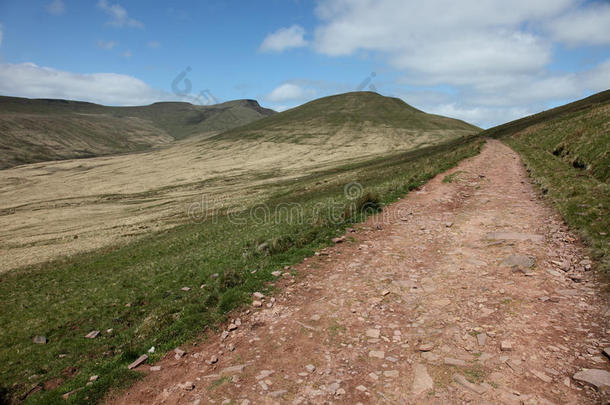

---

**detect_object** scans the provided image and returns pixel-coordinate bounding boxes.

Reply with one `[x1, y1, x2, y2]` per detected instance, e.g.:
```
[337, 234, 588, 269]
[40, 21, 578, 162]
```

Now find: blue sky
[0, 0, 609, 127]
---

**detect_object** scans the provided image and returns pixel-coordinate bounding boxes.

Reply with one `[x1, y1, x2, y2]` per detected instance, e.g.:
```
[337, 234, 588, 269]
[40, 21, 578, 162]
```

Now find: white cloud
[46, 0, 65, 16]
[96, 40, 117, 50]
[0, 63, 186, 106]
[428, 103, 533, 128]
[147, 41, 161, 49]
[97, 0, 143, 28]
[266, 83, 316, 102]
[308, 0, 610, 126]
[547, 3, 610, 46]
[122, 49, 132, 58]
[260, 25, 307, 52]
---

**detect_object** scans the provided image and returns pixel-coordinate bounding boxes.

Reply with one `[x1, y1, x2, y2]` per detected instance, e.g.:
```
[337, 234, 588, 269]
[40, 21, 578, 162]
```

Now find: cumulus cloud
[0, 63, 185, 106]
[46, 0, 65, 16]
[97, 0, 143, 28]
[306, 0, 610, 126]
[260, 25, 307, 52]
[266, 83, 317, 102]
[547, 3, 610, 46]
[96, 40, 117, 50]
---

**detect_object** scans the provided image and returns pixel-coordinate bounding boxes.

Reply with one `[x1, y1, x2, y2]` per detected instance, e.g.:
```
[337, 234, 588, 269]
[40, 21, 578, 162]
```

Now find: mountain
[217, 91, 478, 145]
[0, 96, 276, 169]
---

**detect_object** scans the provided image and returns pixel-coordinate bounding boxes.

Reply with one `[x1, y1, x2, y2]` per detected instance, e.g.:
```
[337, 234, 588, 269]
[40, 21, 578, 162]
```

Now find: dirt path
[109, 140, 609, 404]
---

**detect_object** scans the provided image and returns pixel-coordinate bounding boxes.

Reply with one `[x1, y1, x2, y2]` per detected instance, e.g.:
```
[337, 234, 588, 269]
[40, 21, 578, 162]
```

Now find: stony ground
[108, 140, 609, 404]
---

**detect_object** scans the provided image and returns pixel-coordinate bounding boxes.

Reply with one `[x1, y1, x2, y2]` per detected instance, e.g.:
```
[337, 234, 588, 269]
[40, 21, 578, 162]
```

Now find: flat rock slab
[220, 364, 246, 375]
[501, 254, 535, 268]
[573, 368, 610, 391]
[412, 364, 434, 395]
[486, 232, 544, 243]
[128, 354, 148, 370]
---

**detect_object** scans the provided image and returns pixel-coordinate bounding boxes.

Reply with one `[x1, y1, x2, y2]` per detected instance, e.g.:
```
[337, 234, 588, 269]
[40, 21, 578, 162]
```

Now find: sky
[0, 0, 609, 128]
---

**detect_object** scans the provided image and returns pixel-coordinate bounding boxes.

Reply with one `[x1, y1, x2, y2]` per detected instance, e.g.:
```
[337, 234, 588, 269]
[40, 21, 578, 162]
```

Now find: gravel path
[109, 139, 609, 404]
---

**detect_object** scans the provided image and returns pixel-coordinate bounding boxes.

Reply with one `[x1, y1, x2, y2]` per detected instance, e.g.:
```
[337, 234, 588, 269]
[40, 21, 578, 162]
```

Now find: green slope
[483, 90, 610, 273]
[0, 96, 276, 169]
[217, 91, 479, 143]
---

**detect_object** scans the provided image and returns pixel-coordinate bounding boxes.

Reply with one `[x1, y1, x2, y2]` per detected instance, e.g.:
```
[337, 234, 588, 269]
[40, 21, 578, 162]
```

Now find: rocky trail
[109, 140, 609, 404]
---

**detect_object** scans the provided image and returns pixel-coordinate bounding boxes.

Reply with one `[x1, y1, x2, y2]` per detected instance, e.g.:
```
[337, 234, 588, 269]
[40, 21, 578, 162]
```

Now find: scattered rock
[444, 357, 467, 367]
[253, 292, 265, 299]
[271, 271, 282, 277]
[384, 370, 399, 378]
[573, 368, 610, 391]
[421, 352, 439, 362]
[220, 364, 246, 375]
[501, 254, 535, 269]
[332, 236, 346, 243]
[506, 359, 523, 374]
[355, 385, 367, 392]
[89, 375, 98, 382]
[500, 341, 513, 351]
[181, 287, 191, 291]
[61, 389, 80, 400]
[228, 323, 238, 331]
[253, 300, 263, 307]
[418, 343, 434, 352]
[305, 364, 316, 373]
[85, 330, 100, 339]
[208, 355, 218, 364]
[150, 366, 161, 371]
[127, 354, 148, 370]
[476, 333, 486, 347]
[368, 350, 385, 359]
[445, 222, 453, 228]
[381, 290, 390, 296]
[531, 369, 552, 383]
[256, 370, 274, 380]
[412, 364, 434, 395]
[257, 243, 268, 252]
[179, 381, 195, 391]
[269, 390, 287, 398]
[174, 348, 186, 359]
[366, 329, 380, 338]
[33, 336, 47, 344]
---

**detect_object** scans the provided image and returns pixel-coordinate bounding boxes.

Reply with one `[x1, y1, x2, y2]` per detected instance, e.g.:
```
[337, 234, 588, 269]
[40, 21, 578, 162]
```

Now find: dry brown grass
[0, 125, 475, 272]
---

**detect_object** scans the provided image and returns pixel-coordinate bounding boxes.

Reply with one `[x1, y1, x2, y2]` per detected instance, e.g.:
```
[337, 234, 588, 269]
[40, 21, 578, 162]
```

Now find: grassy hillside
[482, 90, 610, 273]
[218, 91, 478, 143]
[0, 136, 483, 404]
[0, 91, 483, 403]
[0, 96, 275, 169]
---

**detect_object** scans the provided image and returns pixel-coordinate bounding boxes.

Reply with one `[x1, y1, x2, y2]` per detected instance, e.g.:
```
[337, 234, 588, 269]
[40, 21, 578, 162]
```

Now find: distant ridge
[482, 89, 610, 139]
[217, 91, 479, 144]
[0, 96, 276, 169]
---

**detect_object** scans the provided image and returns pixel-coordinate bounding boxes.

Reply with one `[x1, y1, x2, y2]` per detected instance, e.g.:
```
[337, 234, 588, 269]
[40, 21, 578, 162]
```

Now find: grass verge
[0, 135, 483, 404]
